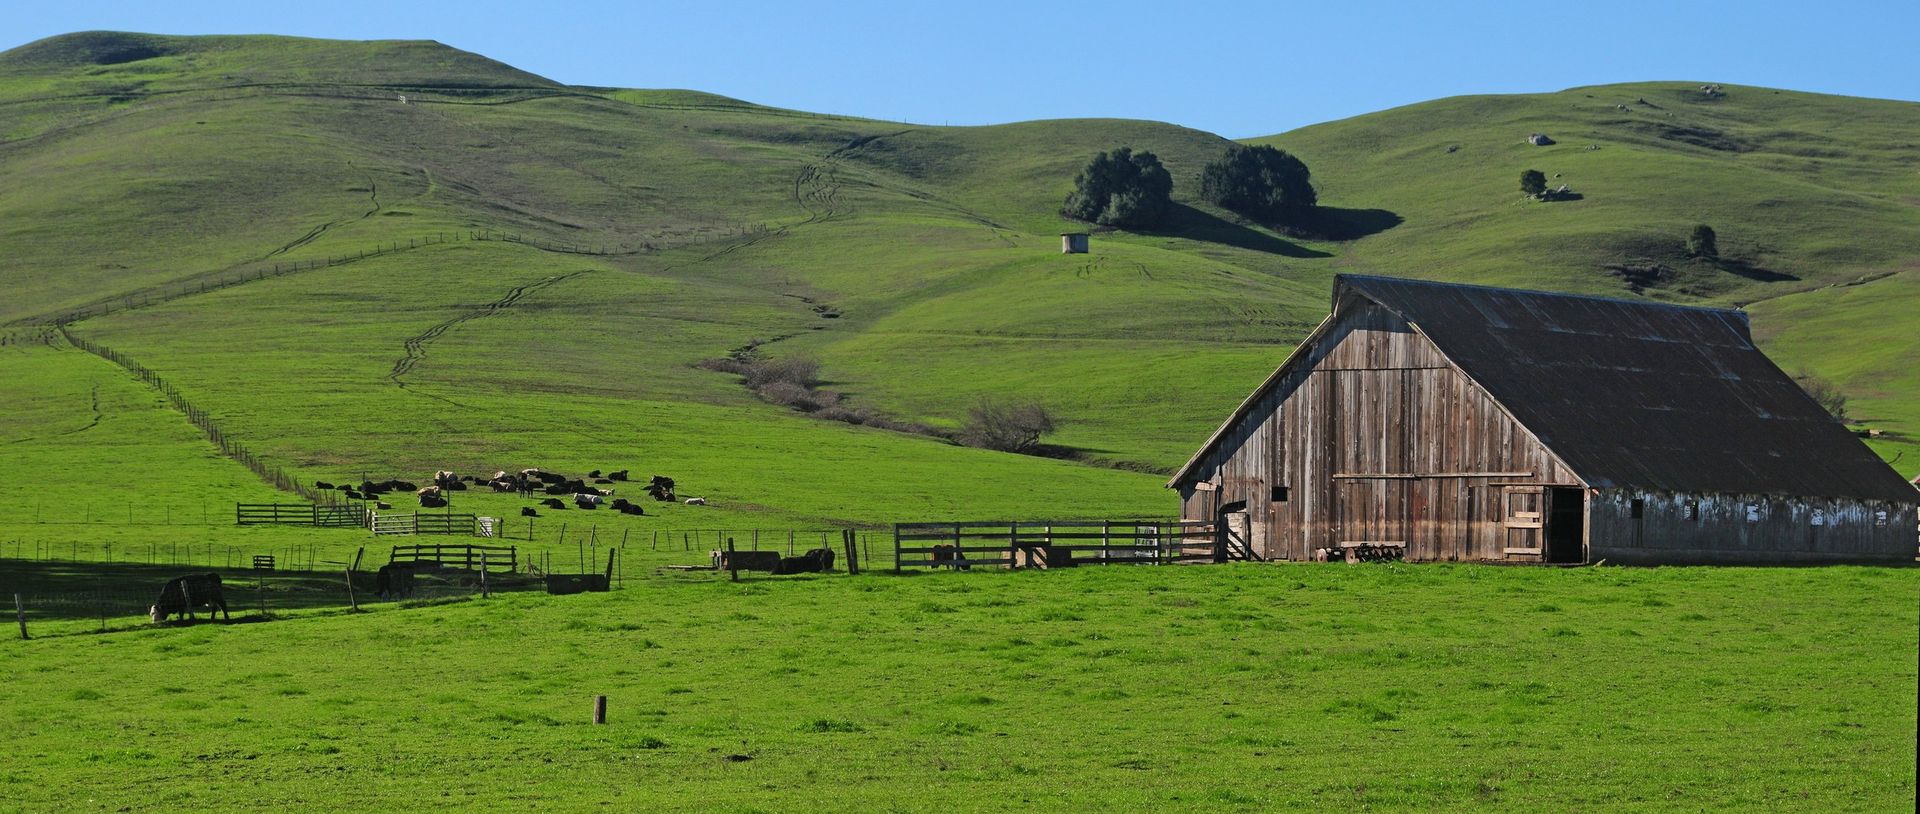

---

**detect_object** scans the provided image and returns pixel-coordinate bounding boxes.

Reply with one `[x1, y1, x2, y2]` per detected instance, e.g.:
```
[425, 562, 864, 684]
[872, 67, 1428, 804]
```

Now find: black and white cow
[150, 573, 230, 623]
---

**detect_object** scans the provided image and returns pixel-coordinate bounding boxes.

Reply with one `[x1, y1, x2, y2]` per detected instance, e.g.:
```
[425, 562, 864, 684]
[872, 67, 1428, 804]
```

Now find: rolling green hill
[1, 31, 1915, 545]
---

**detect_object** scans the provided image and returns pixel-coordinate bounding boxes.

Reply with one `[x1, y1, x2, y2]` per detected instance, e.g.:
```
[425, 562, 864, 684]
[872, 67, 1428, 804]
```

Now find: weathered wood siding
[1180, 300, 1582, 562]
[1590, 490, 1918, 563]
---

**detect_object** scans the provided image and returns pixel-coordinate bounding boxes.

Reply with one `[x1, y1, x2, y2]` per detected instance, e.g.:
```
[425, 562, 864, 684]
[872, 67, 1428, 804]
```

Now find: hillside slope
[1, 32, 1912, 538]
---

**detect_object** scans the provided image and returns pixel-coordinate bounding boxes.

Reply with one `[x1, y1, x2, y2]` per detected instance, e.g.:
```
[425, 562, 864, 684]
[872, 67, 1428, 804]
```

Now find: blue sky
[7, 1, 1918, 137]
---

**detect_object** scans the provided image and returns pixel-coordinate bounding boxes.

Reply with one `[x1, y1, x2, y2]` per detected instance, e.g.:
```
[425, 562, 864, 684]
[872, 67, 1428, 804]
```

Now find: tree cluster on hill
[1062, 148, 1174, 227]
[1064, 144, 1324, 230]
[1199, 145, 1317, 223]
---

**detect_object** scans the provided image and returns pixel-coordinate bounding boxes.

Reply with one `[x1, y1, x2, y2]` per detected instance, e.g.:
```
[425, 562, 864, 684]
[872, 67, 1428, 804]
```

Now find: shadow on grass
[0, 559, 531, 626]
[1132, 204, 1332, 258]
[1714, 257, 1799, 282]
[1274, 206, 1405, 242]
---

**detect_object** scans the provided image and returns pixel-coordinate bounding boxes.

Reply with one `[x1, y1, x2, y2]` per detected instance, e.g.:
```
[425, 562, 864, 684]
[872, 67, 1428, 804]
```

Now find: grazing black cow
[315, 481, 335, 490]
[594, 478, 614, 484]
[588, 469, 602, 479]
[374, 563, 416, 599]
[772, 547, 836, 575]
[646, 476, 677, 502]
[930, 544, 970, 570]
[376, 501, 392, 510]
[620, 504, 645, 515]
[541, 498, 567, 510]
[533, 471, 566, 485]
[522, 507, 539, 517]
[150, 573, 229, 623]
[445, 480, 467, 491]
[575, 496, 599, 510]
[344, 489, 363, 500]
[607, 470, 629, 482]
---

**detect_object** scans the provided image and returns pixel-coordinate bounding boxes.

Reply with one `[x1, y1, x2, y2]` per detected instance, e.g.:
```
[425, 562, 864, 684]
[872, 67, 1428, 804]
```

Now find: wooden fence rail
[388, 543, 518, 573]
[235, 503, 368, 527]
[893, 520, 1220, 571]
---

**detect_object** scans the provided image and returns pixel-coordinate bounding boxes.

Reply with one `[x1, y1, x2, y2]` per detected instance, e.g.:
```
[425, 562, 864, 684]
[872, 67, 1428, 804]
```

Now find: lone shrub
[1687, 224, 1718, 259]
[1792, 369, 1849, 421]
[1199, 145, 1316, 221]
[743, 356, 819, 390]
[1063, 147, 1173, 228]
[1520, 169, 1547, 198]
[957, 398, 1058, 453]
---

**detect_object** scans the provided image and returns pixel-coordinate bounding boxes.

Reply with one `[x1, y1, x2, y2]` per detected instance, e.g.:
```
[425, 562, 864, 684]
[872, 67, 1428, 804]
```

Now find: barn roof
[1171, 274, 1918, 504]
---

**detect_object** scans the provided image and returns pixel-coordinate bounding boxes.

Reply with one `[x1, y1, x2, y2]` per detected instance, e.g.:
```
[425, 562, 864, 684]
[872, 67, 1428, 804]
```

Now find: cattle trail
[6, 382, 101, 445]
[388, 271, 589, 388]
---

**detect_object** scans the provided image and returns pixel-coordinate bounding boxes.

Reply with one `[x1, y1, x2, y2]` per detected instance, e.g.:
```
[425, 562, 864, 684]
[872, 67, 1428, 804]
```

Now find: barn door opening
[1544, 487, 1586, 563]
[1216, 501, 1256, 562]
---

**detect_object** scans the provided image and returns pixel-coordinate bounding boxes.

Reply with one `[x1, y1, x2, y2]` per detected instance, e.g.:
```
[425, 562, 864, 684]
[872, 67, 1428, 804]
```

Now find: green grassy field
[4, 564, 1915, 812]
[2, 31, 1917, 812]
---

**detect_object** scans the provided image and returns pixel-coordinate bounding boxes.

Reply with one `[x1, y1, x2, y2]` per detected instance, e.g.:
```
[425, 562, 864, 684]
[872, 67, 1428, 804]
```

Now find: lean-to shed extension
[1169, 274, 1919, 564]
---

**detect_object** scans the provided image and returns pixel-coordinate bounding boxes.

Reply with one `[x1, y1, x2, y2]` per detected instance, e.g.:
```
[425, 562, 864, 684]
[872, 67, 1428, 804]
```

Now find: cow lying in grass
[772, 547, 836, 575]
[150, 573, 230, 623]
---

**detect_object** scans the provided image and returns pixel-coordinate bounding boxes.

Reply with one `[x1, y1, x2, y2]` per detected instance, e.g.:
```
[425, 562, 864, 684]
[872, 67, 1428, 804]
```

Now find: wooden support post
[14, 593, 26, 640]
[344, 568, 358, 611]
[593, 695, 607, 725]
[727, 538, 739, 582]
[480, 563, 490, 599]
[843, 529, 859, 575]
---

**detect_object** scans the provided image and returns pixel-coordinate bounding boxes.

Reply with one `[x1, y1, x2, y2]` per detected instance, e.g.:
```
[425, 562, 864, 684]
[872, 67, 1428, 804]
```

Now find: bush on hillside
[1792, 370, 1849, 422]
[1199, 145, 1317, 222]
[957, 398, 1058, 453]
[1520, 169, 1548, 198]
[1687, 224, 1718, 259]
[1063, 147, 1173, 228]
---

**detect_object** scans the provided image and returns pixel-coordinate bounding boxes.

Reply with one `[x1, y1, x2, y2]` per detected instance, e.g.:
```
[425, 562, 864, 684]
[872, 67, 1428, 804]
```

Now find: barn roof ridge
[1334, 274, 1749, 317]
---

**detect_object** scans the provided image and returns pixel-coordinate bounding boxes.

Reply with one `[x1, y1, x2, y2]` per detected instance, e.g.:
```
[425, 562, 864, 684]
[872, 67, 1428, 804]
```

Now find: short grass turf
[3, 563, 1914, 812]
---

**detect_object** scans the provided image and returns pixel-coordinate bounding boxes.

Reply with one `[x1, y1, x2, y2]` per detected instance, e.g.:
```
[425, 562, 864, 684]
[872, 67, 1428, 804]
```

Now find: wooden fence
[368, 512, 498, 537]
[236, 502, 367, 527]
[892, 520, 1221, 571]
[388, 543, 517, 573]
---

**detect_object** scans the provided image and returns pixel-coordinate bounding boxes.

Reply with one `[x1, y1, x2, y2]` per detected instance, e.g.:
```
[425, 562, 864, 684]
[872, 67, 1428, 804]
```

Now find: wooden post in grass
[593, 695, 607, 725]
[15, 593, 27, 640]
[480, 563, 489, 599]
[344, 567, 358, 611]
[843, 529, 859, 575]
[727, 538, 739, 583]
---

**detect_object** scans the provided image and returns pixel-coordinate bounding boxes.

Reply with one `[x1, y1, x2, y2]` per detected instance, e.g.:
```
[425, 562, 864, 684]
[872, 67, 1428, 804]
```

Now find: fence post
[14, 593, 26, 640]
[480, 563, 489, 599]
[727, 538, 739, 582]
[344, 567, 358, 611]
[892, 524, 903, 573]
[593, 695, 607, 725]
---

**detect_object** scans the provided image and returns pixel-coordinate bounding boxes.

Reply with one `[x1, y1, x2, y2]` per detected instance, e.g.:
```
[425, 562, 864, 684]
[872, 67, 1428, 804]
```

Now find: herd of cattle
[315, 468, 702, 516]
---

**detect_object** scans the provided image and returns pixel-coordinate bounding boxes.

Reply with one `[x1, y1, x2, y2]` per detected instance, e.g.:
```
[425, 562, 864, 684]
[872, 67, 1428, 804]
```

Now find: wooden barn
[1169, 275, 1919, 564]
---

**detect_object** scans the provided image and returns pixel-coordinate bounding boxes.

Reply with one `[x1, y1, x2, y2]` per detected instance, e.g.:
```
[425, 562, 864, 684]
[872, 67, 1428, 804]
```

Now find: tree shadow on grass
[1131, 204, 1332, 258]
[1714, 257, 1799, 282]
[1276, 206, 1406, 242]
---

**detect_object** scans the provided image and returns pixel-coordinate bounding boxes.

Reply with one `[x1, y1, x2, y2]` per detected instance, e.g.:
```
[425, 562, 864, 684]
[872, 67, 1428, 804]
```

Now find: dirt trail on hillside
[387, 271, 589, 388]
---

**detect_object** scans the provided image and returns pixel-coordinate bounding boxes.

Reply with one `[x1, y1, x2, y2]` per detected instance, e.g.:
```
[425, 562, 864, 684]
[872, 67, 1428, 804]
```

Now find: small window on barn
[1630, 498, 1645, 519]
[1683, 500, 1699, 521]
[1745, 503, 1761, 523]
[1271, 486, 1289, 503]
